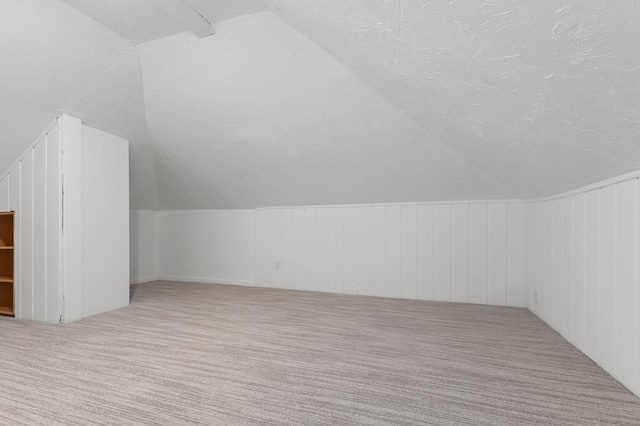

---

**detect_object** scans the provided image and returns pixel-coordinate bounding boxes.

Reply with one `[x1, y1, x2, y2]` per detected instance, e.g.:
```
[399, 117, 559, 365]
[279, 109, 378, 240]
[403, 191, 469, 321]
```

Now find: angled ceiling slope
[0, 0, 159, 209]
[61, 0, 214, 45]
[267, 0, 640, 197]
[2, 1, 639, 210]
[140, 11, 512, 209]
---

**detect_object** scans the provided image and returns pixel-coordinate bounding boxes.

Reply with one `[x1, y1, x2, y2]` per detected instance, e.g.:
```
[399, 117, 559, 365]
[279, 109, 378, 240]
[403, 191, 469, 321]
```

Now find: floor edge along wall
[150, 170, 640, 400]
[254, 201, 526, 307]
[525, 170, 640, 399]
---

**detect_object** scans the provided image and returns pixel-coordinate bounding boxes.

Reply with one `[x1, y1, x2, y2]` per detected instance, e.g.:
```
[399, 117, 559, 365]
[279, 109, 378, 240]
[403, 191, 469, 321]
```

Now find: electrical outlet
[275, 261, 281, 271]
[533, 290, 538, 304]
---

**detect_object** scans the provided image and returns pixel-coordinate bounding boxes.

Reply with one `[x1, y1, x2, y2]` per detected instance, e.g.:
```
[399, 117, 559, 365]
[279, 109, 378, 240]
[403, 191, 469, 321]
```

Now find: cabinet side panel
[80, 125, 129, 318]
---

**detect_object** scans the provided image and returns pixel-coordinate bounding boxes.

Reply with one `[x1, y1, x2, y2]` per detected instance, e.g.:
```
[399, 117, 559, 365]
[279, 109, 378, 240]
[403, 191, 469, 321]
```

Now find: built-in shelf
[0, 212, 14, 317]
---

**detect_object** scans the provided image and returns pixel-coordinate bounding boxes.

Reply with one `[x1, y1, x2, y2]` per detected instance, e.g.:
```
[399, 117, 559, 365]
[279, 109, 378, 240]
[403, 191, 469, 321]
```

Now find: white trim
[254, 199, 524, 211]
[526, 170, 640, 203]
[130, 276, 159, 285]
[0, 118, 58, 182]
[157, 275, 255, 287]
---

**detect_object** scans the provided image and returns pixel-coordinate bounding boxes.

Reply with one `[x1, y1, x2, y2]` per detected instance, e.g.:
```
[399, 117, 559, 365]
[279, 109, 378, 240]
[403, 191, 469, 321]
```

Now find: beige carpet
[0, 281, 639, 425]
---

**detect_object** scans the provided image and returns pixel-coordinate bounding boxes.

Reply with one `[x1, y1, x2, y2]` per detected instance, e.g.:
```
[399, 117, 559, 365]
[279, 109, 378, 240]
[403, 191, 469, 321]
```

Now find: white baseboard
[130, 276, 159, 285]
[157, 275, 255, 287]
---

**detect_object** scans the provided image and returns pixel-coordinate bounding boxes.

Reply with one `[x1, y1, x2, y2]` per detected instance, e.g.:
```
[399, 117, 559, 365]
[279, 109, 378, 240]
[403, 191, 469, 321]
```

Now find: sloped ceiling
[1, 0, 639, 209]
[140, 12, 510, 209]
[0, 0, 159, 209]
[267, 0, 640, 198]
[60, 0, 207, 45]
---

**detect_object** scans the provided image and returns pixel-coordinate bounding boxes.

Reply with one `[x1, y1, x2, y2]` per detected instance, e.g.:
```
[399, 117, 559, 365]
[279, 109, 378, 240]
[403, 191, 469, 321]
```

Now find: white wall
[130, 210, 158, 284]
[525, 173, 640, 398]
[157, 210, 255, 285]
[81, 125, 130, 318]
[0, 120, 62, 323]
[1, 116, 130, 324]
[256, 202, 526, 307]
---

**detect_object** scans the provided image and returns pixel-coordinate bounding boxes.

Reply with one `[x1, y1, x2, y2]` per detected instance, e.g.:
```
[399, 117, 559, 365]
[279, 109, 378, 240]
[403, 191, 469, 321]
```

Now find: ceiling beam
[155, 0, 214, 38]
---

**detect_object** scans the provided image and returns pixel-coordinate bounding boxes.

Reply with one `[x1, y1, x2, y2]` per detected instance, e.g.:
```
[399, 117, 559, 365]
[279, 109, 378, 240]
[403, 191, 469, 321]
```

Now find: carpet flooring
[0, 281, 639, 425]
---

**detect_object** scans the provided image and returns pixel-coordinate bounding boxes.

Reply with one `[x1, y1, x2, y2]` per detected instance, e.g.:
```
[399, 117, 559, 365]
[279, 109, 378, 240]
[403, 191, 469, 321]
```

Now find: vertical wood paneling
[599, 185, 616, 372]
[417, 205, 434, 301]
[0, 177, 8, 211]
[371, 206, 386, 297]
[524, 203, 534, 309]
[401, 205, 417, 300]
[543, 202, 553, 323]
[8, 166, 21, 319]
[46, 126, 61, 323]
[488, 203, 507, 306]
[342, 207, 357, 295]
[330, 208, 343, 294]
[507, 203, 526, 307]
[451, 204, 469, 303]
[434, 205, 451, 302]
[562, 197, 573, 339]
[316, 208, 331, 293]
[469, 204, 488, 305]
[552, 200, 563, 328]
[356, 207, 372, 296]
[21, 150, 34, 320]
[291, 208, 306, 291]
[60, 115, 82, 323]
[281, 209, 293, 290]
[33, 140, 47, 322]
[526, 204, 539, 314]
[537, 203, 545, 316]
[385, 206, 402, 299]
[525, 176, 640, 399]
[0, 121, 62, 324]
[269, 208, 284, 288]
[255, 201, 526, 309]
[303, 208, 318, 292]
[535, 203, 545, 315]
[636, 179, 640, 397]
[255, 209, 271, 287]
[614, 180, 636, 388]
[584, 190, 600, 361]
[572, 193, 586, 352]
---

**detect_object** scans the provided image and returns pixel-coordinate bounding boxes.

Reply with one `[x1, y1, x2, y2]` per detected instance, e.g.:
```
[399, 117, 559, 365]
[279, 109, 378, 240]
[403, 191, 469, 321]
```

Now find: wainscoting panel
[0, 121, 62, 323]
[256, 201, 525, 307]
[525, 175, 640, 398]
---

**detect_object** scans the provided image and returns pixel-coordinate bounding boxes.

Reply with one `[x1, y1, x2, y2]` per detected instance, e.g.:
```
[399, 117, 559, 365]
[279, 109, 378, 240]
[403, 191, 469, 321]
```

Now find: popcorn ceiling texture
[1, 0, 639, 209]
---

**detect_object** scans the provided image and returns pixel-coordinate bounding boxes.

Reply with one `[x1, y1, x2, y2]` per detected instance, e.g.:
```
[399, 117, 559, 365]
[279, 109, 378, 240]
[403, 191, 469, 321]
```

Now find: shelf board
[0, 212, 13, 216]
[0, 277, 13, 284]
[0, 305, 14, 316]
[0, 246, 13, 250]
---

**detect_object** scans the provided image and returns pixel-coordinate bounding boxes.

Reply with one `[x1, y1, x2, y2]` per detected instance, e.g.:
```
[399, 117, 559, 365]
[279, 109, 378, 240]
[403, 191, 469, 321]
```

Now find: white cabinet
[0, 114, 129, 323]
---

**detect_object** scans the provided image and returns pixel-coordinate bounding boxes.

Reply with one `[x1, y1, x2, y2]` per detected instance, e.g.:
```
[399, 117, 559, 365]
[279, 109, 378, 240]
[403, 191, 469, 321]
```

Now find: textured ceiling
[0, 0, 158, 209]
[61, 0, 195, 45]
[1, 0, 639, 209]
[140, 12, 510, 209]
[267, 0, 640, 197]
